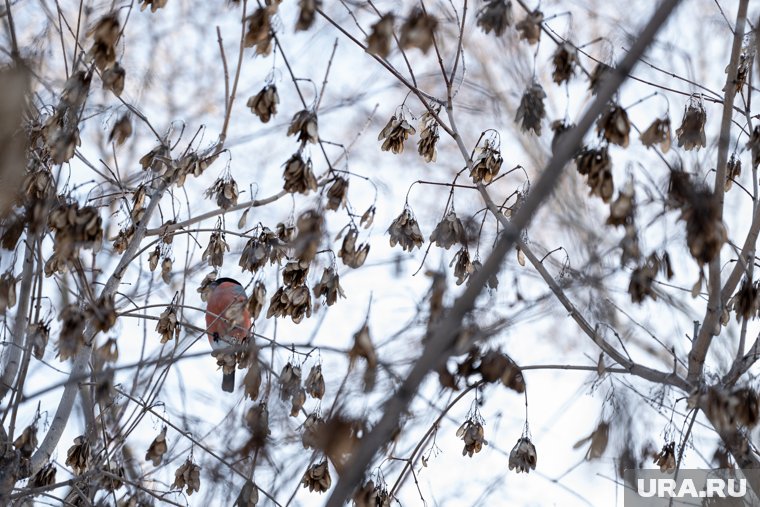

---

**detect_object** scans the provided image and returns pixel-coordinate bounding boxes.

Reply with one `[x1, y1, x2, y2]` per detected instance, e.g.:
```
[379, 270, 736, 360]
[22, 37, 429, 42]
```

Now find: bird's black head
[211, 277, 242, 287]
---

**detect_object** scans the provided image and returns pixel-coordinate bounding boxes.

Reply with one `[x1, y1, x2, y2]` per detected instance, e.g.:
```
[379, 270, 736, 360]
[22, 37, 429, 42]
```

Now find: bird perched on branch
[205, 277, 251, 392]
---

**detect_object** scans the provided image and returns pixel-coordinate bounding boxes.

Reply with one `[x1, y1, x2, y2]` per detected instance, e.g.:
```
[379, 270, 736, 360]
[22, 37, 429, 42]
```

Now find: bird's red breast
[206, 280, 251, 345]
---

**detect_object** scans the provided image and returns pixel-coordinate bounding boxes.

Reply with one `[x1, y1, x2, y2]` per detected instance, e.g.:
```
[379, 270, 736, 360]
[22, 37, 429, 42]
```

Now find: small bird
[205, 277, 251, 392]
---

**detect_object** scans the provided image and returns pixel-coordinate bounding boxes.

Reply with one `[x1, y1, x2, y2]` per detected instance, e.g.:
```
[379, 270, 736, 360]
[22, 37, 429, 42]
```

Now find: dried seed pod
[451, 247, 473, 285]
[57, 305, 86, 361]
[156, 305, 179, 343]
[676, 98, 707, 151]
[87, 293, 117, 333]
[350, 323, 377, 391]
[293, 209, 324, 264]
[66, 435, 91, 474]
[287, 110, 319, 144]
[236, 480, 259, 507]
[109, 114, 132, 146]
[575, 146, 614, 202]
[205, 176, 239, 209]
[388, 207, 423, 251]
[295, 0, 321, 31]
[161, 256, 172, 284]
[596, 104, 630, 147]
[305, 364, 325, 399]
[302, 460, 331, 493]
[30, 462, 56, 489]
[197, 271, 218, 302]
[508, 437, 537, 473]
[639, 117, 671, 153]
[726, 154, 742, 191]
[247, 281, 267, 319]
[282, 258, 310, 287]
[339, 227, 370, 268]
[477, 0, 513, 36]
[244, 361, 262, 400]
[148, 246, 160, 271]
[515, 9, 543, 44]
[515, 81, 546, 136]
[247, 84, 279, 123]
[244, 7, 274, 55]
[653, 442, 676, 473]
[456, 419, 488, 457]
[29, 321, 50, 360]
[552, 42, 577, 84]
[430, 211, 465, 249]
[326, 176, 348, 211]
[13, 423, 38, 458]
[417, 111, 439, 162]
[172, 457, 201, 495]
[399, 8, 437, 53]
[290, 387, 307, 417]
[313, 267, 345, 306]
[0, 271, 17, 313]
[470, 141, 503, 183]
[366, 13, 394, 58]
[606, 179, 635, 227]
[102, 62, 125, 96]
[278, 362, 302, 401]
[378, 114, 416, 154]
[202, 230, 229, 268]
[573, 421, 610, 460]
[140, 0, 168, 12]
[360, 206, 375, 229]
[283, 153, 318, 194]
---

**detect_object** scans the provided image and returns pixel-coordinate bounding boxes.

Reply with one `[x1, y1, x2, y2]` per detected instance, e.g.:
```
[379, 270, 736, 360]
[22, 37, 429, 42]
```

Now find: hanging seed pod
[205, 176, 239, 209]
[305, 364, 325, 399]
[244, 7, 274, 56]
[399, 8, 437, 53]
[515, 9, 543, 44]
[588, 62, 613, 94]
[430, 211, 464, 249]
[676, 97, 707, 151]
[417, 111, 439, 162]
[161, 257, 172, 284]
[360, 206, 375, 229]
[313, 267, 345, 305]
[102, 62, 125, 96]
[378, 114, 416, 154]
[508, 437, 537, 473]
[30, 462, 56, 489]
[108, 114, 132, 146]
[65, 435, 91, 474]
[156, 304, 179, 343]
[57, 305, 86, 361]
[283, 153, 318, 194]
[726, 154, 742, 191]
[302, 460, 331, 493]
[287, 110, 319, 144]
[325, 177, 348, 211]
[388, 207, 423, 251]
[247, 281, 267, 319]
[202, 230, 229, 268]
[140, 0, 168, 12]
[338, 227, 370, 268]
[552, 42, 577, 84]
[596, 103, 631, 147]
[456, 419, 487, 457]
[477, 0, 513, 36]
[172, 457, 201, 495]
[639, 117, 671, 153]
[295, 0, 321, 31]
[470, 141, 503, 183]
[247, 84, 279, 123]
[653, 442, 676, 473]
[366, 13, 394, 58]
[515, 82, 546, 136]
[0, 271, 17, 313]
[451, 247, 473, 285]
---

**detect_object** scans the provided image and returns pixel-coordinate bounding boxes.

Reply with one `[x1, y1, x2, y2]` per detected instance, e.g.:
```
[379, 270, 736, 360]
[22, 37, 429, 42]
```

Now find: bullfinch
[205, 277, 251, 392]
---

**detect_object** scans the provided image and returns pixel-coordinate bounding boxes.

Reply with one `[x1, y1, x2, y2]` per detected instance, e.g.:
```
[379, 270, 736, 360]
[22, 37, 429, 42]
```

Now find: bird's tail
[222, 370, 235, 393]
